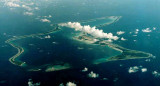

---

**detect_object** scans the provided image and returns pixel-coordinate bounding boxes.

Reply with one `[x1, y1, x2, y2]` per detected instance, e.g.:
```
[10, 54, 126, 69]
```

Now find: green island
[5, 25, 61, 66]
[74, 34, 153, 64]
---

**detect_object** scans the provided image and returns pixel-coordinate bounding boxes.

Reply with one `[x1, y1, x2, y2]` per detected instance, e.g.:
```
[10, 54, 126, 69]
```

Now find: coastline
[73, 34, 153, 65]
[5, 25, 61, 66]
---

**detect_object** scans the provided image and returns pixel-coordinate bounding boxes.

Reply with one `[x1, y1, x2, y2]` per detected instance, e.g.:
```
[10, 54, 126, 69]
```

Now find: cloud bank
[59, 22, 119, 41]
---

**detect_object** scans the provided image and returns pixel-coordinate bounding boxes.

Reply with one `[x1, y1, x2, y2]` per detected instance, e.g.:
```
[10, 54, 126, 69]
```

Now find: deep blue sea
[1, 0, 160, 86]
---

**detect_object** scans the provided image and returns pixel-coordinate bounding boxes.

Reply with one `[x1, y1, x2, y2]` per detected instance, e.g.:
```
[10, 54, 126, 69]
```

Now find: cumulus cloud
[40, 19, 51, 23]
[128, 66, 139, 73]
[133, 40, 137, 42]
[117, 31, 125, 35]
[134, 29, 139, 34]
[136, 29, 139, 32]
[34, 7, 39, 10]
[66, 82, 77, 86]
[22, 5, 32, 11]
[5, 2, 20, 7]
[24, 12, 33, 16]
[45, 35, 51, 39]
[142, 28, 152, 33]
[59, 83, 64, 86]
[133, 35, 137, 36]
[59, 22, 119, 41]
[28, 79, 40, 86]
[88, 71, 99, 78]
[49, 15, 52, 18]
[152, 71, 160, 77]
[121, 37, 126, 41]
[128, 66, 148, 73]
[153, 27, 156, 30]
[52, 42, 58, 44]
[82, 67, 88, 72]
[141, 68, 147, 72]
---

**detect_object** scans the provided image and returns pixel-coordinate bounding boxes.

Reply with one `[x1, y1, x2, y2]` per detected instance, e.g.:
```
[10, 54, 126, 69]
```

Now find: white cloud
[49, 15, 52, 18]
[35, 7, 39, 10]
[40, 19, 51, 23]
[145, 59, 151, 62]
[128, 66, 139, 73]
[66, 82, 77, 86]
[22, 5, 32, 11]
[141, 68, 147, 72]
[107, 39, 113, 42]
[135, 32, 138, 34]
[142, 28, 152, 33]
[153, 27, 156, 30]
[128, 66, 148, 73]
[52, 42, 58, 44]
[59, 83, 64, 86]
[135, 29, 139, 34]
[45, 35, 51, 39]
[117, 31, 125, 35]
[5, 2, 20, 7]
[59, 22, 119, 41]
[152, 71, 160, 77]
[136, 29, 139, 32]
[28, 79, 40, 86]
[133, 40, 137, 42]
[24, 12, 33, 16]
[82, 67, 88, 72]
[88, 71, 99, 78]
[121, 37, 126, 41]
[133, 35, 137, 36]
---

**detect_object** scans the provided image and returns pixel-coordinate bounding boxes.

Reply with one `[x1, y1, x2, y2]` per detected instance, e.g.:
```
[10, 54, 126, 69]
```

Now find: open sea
[0, 0, 160, 86]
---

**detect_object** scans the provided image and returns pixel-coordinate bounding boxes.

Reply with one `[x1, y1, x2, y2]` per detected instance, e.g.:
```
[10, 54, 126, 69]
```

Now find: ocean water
[1, 0, 160, 86]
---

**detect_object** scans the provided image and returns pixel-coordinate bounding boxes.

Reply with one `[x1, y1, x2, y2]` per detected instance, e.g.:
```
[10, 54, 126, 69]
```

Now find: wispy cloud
[24, 12, 33, 16]
[117, 31, 125, 35]
[40, 19, 51, 23]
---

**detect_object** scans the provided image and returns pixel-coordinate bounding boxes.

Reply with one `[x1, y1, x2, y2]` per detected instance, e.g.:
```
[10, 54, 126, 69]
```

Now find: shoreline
[5, 25, 61, 66]
[73, 34, 153, 65]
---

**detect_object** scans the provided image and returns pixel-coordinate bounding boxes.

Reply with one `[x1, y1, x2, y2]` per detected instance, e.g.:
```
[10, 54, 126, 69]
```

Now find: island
[74, 34, 153, 64]
[5, 25, 61, 66]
